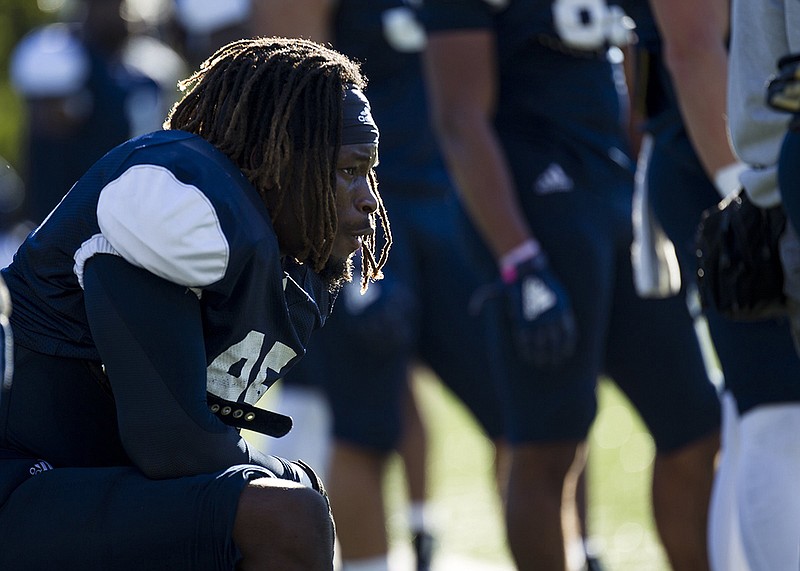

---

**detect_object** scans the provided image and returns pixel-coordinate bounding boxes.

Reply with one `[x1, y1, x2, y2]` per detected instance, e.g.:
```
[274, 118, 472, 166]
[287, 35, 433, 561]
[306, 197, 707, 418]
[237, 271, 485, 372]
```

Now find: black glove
[696, 189, 788, 320]
[502, 254, 577, 367]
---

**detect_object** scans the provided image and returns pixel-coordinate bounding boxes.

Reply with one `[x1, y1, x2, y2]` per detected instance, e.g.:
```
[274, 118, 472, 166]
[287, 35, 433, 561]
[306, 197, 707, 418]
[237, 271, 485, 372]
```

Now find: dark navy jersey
[421, 0, 633, 198]
[2, 129, 331, 406]
[333, 0, 451, 197]
[422, 0, 562, 56]
[422, 0, 634, 59]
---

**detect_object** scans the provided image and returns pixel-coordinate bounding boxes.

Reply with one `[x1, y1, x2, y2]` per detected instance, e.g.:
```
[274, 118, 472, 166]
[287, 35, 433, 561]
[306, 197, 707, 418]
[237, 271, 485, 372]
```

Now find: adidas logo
[534, 163, 574, 194]
[358, 107, 373, 124]
[521, 276, 556, 320]
[29, 460, 53, 476]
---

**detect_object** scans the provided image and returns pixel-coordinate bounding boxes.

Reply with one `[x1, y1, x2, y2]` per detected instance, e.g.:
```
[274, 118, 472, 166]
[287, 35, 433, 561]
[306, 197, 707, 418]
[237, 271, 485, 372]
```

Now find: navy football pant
[0, 462, 269, 570]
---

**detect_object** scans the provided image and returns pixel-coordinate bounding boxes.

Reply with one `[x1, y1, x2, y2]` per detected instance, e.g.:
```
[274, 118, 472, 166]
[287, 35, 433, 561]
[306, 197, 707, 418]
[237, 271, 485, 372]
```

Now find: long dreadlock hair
[164, 36, 390, 291]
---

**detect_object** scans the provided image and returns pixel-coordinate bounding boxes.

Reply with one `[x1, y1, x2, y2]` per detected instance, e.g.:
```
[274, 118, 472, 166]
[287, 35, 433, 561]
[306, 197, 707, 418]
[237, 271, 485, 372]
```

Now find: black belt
[207, 393, 293, 438]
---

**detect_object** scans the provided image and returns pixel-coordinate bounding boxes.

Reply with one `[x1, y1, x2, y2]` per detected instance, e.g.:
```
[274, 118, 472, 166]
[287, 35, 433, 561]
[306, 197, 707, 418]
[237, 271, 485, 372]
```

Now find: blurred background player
[421, 2, 721, 570]
[725, 0, 800, 568]
[618, 0, 800, 569]
[250, 2, 508, 570]
[9, 0, 171, 224]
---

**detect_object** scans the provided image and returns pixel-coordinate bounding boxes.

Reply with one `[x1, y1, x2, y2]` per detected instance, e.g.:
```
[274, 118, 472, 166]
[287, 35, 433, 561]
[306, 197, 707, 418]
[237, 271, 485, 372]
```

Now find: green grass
[382, 369, 671, 570]
[252, 366, 673, 569]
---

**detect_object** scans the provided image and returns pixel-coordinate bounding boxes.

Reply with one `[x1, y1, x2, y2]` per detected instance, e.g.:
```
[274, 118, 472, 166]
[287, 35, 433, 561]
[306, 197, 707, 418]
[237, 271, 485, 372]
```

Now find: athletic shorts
[646, 108, 800, 414]
[0, 459, 273, 570]
[284, 192, 504, 451]
[488, 126, 721, 450]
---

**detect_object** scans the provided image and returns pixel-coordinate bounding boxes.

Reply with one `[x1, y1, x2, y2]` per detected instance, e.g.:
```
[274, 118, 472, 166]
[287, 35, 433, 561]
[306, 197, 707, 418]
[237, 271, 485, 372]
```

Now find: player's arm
[82, 253, 312, 484]
[422, 28, 534, 260]
[648, 0, 743, 195]
[422, 25, 576, 366]
[249, 0, 337, 43]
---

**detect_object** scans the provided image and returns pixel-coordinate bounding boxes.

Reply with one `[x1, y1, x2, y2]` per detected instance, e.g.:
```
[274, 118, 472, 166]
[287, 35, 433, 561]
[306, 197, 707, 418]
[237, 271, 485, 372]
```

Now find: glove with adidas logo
[501, 252, 577, 367]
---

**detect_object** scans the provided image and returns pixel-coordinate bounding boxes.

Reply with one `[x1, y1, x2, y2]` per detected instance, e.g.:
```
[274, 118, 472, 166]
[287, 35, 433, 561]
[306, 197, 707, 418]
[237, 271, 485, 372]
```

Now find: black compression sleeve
[83, 254, 270, 479]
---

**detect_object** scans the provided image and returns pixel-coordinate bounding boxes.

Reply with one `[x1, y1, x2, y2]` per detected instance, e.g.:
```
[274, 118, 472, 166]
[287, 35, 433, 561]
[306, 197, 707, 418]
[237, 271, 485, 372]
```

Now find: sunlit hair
[164, 36, 390, 291]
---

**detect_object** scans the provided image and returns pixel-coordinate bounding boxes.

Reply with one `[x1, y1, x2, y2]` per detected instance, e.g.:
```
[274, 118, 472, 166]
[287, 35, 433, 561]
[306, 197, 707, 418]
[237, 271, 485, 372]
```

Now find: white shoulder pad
[10, 24, 90, 97]
[97, 164, 230, 287]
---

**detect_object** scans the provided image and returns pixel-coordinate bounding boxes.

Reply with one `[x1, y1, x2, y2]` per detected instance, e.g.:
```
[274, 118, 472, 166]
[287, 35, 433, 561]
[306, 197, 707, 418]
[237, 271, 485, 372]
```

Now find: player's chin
[332, 233, 363, 261]
[319, 252, 355, 293]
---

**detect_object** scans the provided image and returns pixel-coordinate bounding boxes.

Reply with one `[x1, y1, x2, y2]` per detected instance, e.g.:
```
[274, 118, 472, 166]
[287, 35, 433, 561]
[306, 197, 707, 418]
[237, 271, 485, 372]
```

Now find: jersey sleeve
[82, 253, 272, 479]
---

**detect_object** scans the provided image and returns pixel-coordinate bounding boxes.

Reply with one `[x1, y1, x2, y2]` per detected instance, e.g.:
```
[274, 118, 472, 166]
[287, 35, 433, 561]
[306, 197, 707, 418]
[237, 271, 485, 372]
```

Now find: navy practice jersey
[2, 129, 331, 406]
[422, 0, 635, 56]
[333, 0, 452, 198]
[422, 0, 634, 200]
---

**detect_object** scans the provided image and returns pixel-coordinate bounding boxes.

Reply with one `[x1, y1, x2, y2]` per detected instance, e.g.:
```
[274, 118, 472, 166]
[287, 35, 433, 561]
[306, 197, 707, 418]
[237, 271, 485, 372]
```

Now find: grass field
[253, 366, 674, 570]
[380, 368, 671, 571]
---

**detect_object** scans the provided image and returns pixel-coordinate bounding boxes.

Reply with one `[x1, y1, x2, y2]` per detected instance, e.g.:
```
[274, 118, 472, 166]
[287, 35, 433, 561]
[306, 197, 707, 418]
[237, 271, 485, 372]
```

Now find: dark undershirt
[82, 254, 304, 481]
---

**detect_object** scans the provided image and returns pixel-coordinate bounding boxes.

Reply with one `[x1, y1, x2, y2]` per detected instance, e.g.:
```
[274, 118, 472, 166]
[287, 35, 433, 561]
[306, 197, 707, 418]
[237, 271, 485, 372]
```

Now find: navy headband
[341, 86, 379, 145]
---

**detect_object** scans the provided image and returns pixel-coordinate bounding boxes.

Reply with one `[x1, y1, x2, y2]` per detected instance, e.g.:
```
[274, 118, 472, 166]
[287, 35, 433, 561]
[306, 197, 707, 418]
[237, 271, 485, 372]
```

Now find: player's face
[272, 142, 378, 288]
[327, 142, 379, 267]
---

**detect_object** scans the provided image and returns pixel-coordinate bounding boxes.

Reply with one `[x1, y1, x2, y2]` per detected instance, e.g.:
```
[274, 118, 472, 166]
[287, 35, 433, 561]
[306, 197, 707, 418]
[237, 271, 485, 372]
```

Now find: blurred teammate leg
[328, 442, 392, 571]
[651, 433, 719, 570]
[576, 462, 604, 570]
[505, 442, 587, 570]
[399, 381, 435, 571]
